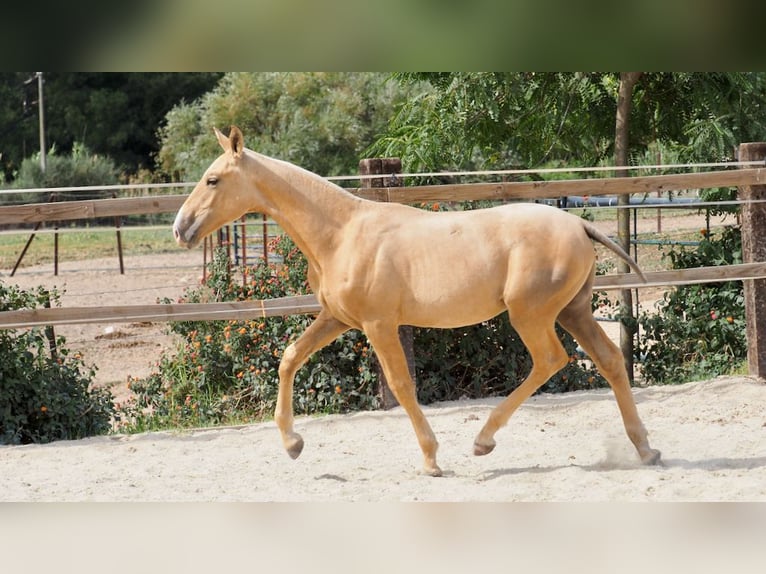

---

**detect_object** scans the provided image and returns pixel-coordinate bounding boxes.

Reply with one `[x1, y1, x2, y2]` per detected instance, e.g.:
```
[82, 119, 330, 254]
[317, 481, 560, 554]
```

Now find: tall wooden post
[615, 72, 642, 383]
[738, 143, 766, 379]
[358, 157, 416, 409]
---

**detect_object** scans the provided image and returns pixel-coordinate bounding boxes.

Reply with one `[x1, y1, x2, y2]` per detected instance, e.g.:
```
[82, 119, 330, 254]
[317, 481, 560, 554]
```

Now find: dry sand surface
[1, 375, 765, 501]
[2, 213, 765, 501]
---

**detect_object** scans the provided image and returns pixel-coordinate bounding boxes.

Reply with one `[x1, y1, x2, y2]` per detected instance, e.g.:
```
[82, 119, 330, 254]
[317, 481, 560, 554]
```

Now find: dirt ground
[3, 211, 764, 501]
[1, 375, 764, 501]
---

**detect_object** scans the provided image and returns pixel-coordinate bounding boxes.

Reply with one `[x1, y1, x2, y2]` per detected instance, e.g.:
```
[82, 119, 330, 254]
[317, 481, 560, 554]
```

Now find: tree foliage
[369, 72, 766, 172]
[0, 72, 222, 181]
[156, 72, 416, 180]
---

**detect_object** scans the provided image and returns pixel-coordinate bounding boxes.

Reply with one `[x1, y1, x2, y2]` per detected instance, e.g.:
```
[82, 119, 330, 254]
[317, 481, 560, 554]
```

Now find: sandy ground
[1, 375, 764, 501]
[3, 212, 764, 501]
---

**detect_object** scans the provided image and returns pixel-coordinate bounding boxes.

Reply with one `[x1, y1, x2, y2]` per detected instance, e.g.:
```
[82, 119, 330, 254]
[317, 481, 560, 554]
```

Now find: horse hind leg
[474, 317, 570, 456]
[275, 310, 349, 459]
[557, 297, 661, 465]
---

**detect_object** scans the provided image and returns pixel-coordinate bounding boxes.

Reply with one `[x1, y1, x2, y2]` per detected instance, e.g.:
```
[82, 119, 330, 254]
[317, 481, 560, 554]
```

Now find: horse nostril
[173, 226, 180, 241]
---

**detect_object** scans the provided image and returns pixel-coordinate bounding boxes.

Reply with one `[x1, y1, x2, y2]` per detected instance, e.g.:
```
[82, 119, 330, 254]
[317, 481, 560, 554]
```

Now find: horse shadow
[479, 455, 766, 482]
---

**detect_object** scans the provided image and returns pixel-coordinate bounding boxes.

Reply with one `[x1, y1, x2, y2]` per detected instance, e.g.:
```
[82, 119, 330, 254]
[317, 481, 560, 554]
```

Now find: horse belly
[399, 258, 507, 328]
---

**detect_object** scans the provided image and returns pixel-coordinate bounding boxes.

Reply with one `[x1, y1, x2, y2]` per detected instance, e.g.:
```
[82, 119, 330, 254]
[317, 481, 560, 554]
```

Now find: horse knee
[278, 344, 298, 380]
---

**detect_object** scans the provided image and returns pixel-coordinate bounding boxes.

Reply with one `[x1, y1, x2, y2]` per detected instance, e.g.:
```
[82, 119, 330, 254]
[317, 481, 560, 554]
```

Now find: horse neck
[246, 151, 360, 264]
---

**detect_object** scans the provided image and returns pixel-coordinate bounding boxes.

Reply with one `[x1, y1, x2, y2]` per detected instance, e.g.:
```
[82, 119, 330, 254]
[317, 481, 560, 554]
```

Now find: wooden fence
[1, 168, 765, 225]
[2, 159, 766, 376]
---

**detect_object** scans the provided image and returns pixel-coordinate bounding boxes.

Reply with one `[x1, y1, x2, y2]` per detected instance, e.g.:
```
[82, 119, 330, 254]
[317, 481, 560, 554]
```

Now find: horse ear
[214, 127, 230, 152]
[229, 126, 244, 159]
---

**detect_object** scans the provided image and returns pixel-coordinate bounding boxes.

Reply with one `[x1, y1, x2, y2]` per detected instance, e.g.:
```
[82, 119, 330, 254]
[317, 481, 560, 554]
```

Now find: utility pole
[23, 72, 47, 172]
[36, 72, 46, 172]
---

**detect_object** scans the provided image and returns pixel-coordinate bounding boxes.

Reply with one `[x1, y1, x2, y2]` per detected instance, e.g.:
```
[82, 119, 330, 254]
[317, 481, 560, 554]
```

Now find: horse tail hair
[583, 222, 646, 282]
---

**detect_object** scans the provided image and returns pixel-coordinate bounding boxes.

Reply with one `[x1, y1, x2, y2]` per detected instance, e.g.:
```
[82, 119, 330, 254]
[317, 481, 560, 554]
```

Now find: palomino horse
[173, 126, 661, 476]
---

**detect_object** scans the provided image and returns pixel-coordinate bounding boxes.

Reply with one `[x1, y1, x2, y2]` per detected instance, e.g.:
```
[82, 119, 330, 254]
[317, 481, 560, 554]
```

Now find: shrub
[13, 142, 120, 190]
[0, 282, 114, 444]
[638, 225, 745, 384]
[8, 143, 120, 208]
[413, 319, 604, 403]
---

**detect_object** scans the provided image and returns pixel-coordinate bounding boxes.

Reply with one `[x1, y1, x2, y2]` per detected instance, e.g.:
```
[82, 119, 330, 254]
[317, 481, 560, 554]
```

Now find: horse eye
[207, 176, 218, 186]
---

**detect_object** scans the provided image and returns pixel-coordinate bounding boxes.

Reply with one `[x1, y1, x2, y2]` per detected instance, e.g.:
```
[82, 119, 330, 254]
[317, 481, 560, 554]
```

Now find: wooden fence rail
[355, 168, 766, 203]
[3, 263, 766, 330]
[0, 195, 185, 225]
[2, 168, 765, 225]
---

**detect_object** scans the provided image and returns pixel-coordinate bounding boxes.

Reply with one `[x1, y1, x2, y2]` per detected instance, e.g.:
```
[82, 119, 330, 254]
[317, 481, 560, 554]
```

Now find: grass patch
[0, 226, 178, 270]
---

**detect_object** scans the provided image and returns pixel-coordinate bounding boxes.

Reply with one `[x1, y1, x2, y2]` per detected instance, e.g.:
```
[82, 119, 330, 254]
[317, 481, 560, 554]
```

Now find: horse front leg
[365, 322, 442, 477]
[275, 310, 349, 459]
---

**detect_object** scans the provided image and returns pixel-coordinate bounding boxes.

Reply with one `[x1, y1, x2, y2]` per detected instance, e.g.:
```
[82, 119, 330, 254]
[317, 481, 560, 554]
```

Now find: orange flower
[335, 385, 342, 394]
[40, 406, 48, 413]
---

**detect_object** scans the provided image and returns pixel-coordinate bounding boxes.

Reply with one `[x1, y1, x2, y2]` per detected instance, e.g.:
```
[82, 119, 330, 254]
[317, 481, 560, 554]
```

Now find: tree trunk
[615, 72, 642, 383]
[738, 142, 766, 379]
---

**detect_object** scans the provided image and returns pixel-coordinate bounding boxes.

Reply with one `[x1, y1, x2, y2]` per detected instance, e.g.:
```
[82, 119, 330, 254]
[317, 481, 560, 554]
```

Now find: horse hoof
[473, 440, 496, 456]
[424, 464, 443, 477]
[641, 448, 661, 466]
[286, 436, 304, 460]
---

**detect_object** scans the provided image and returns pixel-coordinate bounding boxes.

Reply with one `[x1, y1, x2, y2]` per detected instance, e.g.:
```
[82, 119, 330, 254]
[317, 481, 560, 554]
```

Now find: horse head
[173, 125, 253, 248]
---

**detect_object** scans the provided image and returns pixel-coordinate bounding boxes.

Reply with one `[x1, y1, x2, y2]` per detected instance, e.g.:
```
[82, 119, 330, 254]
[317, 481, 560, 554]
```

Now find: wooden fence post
[358, 157, 416, 409]
[738, 143, 766, 379]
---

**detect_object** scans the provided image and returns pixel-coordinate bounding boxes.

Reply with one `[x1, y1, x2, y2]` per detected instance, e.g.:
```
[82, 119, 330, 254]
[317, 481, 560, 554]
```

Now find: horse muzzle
[172, 210, 201, 249]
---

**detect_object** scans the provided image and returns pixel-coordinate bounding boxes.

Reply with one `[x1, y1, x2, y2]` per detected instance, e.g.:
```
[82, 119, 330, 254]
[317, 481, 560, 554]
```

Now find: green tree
[156, 72, 415, 180]
[0, 72, 222, 181]
[369, 72, 766, 172]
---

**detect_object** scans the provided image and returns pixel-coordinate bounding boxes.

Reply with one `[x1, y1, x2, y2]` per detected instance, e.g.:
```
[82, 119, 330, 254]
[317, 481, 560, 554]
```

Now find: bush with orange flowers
[639, 225, 746, 384]
[0, 283, 113, 444]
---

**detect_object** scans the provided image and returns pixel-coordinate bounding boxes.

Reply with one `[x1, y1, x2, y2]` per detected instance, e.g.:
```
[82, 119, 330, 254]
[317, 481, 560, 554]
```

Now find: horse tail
[583, 222, 646, 282]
